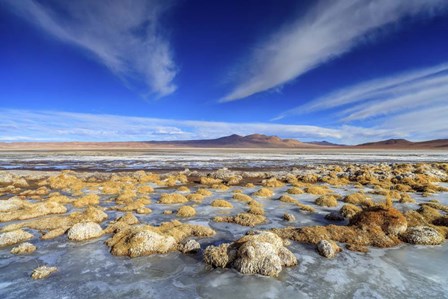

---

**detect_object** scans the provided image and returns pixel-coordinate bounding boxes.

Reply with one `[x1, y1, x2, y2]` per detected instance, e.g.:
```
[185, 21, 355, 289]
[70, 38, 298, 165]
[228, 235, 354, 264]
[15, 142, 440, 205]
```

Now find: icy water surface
[1, 183, 447, 299]
[0, 149, 448, 171]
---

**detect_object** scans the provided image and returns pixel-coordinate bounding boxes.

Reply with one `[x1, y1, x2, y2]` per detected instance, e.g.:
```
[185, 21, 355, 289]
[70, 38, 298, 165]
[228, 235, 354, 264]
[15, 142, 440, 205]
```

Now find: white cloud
[5, 0, 177, 97]
[274, 61, 448, 121]
[221, 0, 448, 102]
[270, 61, 448, 143]
[0, 109, 342, 142]
[377, 105, 448, 141]
[0, 108, 445, 144]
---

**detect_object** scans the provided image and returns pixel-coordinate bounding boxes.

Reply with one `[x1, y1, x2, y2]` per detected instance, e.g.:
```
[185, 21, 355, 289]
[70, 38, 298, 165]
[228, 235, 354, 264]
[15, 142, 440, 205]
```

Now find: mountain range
[0, 134, 447, 150]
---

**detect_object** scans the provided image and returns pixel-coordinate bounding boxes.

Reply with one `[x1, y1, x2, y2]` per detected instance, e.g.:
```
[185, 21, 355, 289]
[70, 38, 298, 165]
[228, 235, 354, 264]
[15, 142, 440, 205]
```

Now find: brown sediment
[271, 207, 408, 252]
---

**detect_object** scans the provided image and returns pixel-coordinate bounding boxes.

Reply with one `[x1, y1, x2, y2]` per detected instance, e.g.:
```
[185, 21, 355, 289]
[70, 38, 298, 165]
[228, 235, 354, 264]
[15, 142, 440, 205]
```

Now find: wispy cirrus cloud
[270, 61, 448, 143]
[220, 0, 448, 102]
[274, 62, 448, 121]
[5, 0, 177, 97]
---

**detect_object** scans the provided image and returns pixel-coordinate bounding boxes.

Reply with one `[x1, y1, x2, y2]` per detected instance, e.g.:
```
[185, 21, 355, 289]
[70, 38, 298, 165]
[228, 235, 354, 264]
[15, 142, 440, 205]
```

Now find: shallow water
[1, 183, 447, 299]
[1, 149, 448, 171]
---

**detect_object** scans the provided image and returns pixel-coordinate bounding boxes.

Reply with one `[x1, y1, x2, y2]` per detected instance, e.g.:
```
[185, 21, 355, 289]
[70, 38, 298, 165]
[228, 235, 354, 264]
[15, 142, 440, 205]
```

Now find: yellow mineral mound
[211, 199, 233, 208]
[253, 188, 273, 198]
[233, 193, 253, 202]
[73, 194, 99, 208]
[204, 231, 297, 277]
[315, 195, 339, 207]
[214, 212, 265, 227]
[304, 185, 330, 195]
[159, 193, 188, 204]
[107, 220, 215, 257]
[177, 206, 196, 217]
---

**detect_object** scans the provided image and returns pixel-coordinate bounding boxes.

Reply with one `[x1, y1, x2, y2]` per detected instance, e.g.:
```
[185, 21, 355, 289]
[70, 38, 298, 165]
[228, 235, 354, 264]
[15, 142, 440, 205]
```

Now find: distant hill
[357, 138, 448, 149]
[0, 134, 320, 150]
[153, 134, 316, 148]
[306, 141, 346, 147]
[1, 135, 447, 150]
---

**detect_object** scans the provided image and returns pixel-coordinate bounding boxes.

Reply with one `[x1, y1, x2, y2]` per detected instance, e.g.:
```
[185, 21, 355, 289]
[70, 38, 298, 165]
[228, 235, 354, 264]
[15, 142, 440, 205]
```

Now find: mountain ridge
[0, 134, 446, 150]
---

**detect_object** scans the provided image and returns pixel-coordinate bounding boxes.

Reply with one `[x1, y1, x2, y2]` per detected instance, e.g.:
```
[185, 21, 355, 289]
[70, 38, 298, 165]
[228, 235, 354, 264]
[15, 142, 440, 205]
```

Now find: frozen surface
[1, 183, 448, 299]
[0, 149, 448, 171]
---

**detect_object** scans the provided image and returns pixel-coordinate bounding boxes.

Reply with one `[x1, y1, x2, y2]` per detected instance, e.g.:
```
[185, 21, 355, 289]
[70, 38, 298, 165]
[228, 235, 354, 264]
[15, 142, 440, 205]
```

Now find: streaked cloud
[0, 108, 445, 144]
[0, 109, 343, 142]
[270, 61, 448, 143]
[221, 0, 448, 102]
[5, 0, 177, 97]
[275, 62, 448, 121]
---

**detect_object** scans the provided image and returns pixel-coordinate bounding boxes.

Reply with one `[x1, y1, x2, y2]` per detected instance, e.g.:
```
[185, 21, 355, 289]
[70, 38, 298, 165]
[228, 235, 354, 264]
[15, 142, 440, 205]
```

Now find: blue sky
[1, 0, 448, 144]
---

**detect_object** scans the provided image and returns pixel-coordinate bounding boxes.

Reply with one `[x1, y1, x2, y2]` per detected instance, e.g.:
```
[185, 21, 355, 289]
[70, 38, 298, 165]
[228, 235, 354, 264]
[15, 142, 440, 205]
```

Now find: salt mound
[11, 242, 36, 254]
[67, 222, 103, 241]
[107, 220, 215, 257]
[0, 229, 33, 248]
[253, 188, 273, 197]
[350, 206, 407, 236]
[31, 265, 57, 280]
[316, 240, 341, 258]
[211, 199, 233, 208]
[204, 231, 297, 277]
[159, 193, 188, 204]
[315, 195, 339, 207]
[402, 226, 444, 245]
[177, 206, 196, 217]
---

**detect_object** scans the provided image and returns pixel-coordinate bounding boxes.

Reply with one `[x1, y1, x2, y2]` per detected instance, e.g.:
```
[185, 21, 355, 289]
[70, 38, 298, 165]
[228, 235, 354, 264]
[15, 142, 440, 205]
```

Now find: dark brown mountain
[357, 138, 448, 149]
